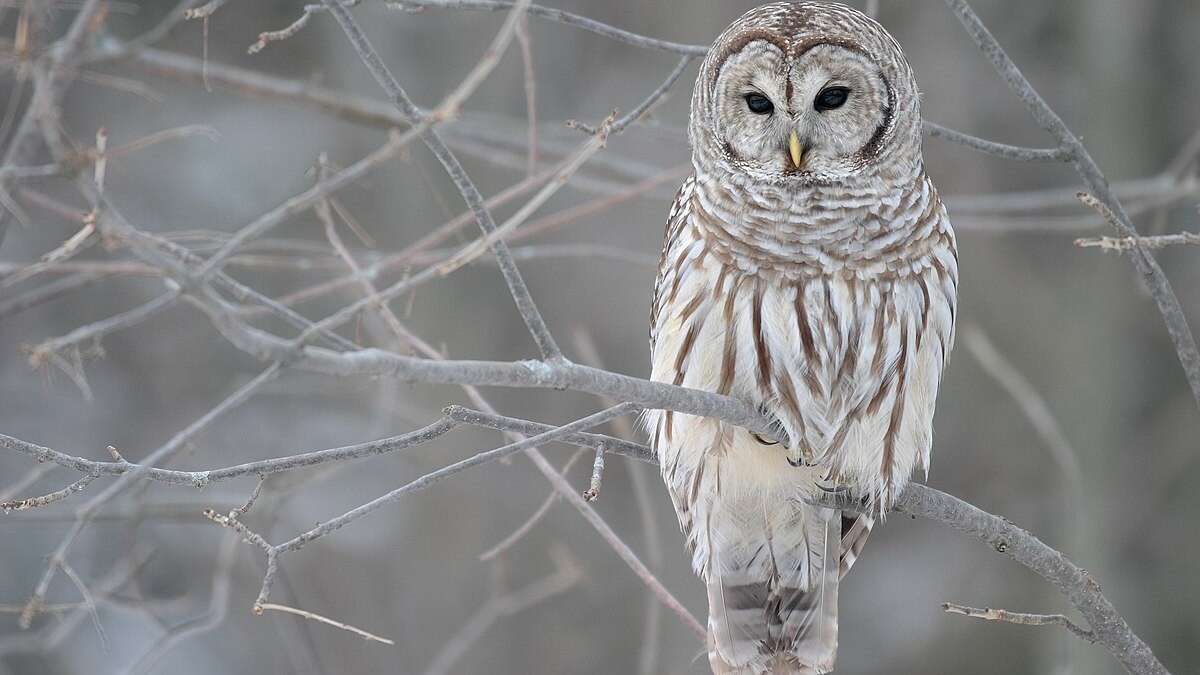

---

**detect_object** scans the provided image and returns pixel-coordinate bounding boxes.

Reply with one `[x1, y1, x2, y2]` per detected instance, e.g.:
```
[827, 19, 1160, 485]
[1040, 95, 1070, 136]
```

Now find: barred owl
[647, 3, 958, 673]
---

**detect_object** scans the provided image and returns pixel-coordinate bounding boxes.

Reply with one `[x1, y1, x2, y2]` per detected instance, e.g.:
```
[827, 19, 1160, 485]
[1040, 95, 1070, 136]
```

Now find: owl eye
[744, 93, 774, 115]
[814, 86, 850, 112]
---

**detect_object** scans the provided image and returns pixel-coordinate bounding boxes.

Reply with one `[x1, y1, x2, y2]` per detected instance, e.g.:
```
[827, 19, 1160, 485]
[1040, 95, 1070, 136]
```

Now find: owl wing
[649, 175, 696, 350]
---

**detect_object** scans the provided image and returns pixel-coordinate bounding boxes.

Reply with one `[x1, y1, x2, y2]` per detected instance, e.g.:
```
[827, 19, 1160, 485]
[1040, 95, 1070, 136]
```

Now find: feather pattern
[648, 4, 957, 673]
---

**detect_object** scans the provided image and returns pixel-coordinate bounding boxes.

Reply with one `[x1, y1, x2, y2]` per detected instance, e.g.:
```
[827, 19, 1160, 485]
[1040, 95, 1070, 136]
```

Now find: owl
[647, 3, 957, 673]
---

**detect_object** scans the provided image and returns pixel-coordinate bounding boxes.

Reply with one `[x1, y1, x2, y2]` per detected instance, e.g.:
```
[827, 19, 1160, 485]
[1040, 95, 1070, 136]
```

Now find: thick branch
[894, 486, 1167, 675]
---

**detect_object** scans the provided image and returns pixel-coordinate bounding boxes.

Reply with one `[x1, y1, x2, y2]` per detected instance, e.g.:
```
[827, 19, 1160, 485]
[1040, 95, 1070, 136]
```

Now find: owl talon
[816, 482, 848, 494]
[786, 445, 816, 467]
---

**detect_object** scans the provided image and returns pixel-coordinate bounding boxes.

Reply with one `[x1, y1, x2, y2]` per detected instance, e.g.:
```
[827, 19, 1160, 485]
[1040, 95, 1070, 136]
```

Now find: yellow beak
[788, 131, 804, 169]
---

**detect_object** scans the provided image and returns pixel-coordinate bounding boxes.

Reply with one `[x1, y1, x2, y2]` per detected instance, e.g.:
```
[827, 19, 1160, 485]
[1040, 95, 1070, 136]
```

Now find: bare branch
[0, 0, 108, 247]
[0, 417, 460, 488]
[922, 120, 1069, 162]
[125, 532, 241, 675]
[477, 448, 589, 561]
[255, 603, 395, 646]
[59, 562, 108, 652]
[17, 363, 284, 629]
[423, 550, 580, 675]
[270, 403, 640, 556]
[581, 448, 605, 502]
[893, 485, 1168, 675]
[1075, 230, 1200, 252]
[1, 474, 97, 513]
[196, 129, 419, 279]
[26, 289, 180, 369]
[946, 0, 1200, 412]
[386, 0, 708, 56]
[321, 0, 564, 359]
[963, 326, 1083, 513]
[943, 602, 1097, 644]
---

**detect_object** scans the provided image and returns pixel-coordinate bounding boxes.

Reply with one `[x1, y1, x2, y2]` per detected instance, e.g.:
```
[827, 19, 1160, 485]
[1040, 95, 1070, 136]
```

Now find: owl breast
[649, 174, 957, 520]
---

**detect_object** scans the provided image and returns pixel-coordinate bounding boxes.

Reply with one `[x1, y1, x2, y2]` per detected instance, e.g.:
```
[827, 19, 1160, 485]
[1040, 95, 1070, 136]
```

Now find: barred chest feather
[648, 173, 958, 548]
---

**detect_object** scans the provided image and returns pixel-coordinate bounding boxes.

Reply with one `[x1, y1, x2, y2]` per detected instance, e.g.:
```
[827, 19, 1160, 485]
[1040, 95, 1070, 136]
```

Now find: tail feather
[706, 505, 840, 674]
[838, 513, 875, 579]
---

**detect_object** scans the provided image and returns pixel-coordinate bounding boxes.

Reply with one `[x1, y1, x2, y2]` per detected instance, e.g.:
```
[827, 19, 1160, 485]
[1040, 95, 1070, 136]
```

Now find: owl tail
[705, 504, 841, 675]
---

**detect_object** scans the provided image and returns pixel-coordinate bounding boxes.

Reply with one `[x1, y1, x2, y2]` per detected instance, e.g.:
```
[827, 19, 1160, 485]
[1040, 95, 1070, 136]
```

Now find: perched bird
[647, 3, 958, 673]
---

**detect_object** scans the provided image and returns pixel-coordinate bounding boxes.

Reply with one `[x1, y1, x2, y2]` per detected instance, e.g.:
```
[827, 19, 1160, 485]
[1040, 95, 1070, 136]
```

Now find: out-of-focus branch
[15, 364, 284, 630]
[120, 41, 1083, 176]
[125, 532, 241, 675]
[423, 549, 581, 675]
[962, 326, 1083, 510]
[945, 0, 1200, 412]
[321, 0, 565, 361]
[3, 401, 1164, 672]
[386, 0, 708, 56]
[0, 0, 107, 248]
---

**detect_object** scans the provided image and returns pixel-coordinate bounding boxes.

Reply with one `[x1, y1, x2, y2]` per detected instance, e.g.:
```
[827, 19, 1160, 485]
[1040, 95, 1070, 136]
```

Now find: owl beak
[788, 131, 805, 169]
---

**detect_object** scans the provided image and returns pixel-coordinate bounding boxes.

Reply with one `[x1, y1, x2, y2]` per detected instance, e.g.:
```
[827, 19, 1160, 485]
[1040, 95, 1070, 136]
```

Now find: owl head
[691, 2, 922, 186]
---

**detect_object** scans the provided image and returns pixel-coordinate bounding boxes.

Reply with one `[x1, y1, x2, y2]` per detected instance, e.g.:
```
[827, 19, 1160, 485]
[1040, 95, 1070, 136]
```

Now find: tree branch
[945, 0, 1200, 411]
[942, 602, 1097, 644]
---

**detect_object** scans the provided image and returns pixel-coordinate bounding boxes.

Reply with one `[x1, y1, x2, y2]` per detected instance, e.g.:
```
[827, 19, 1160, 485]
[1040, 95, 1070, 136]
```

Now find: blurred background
[1, 1, 1198, 673]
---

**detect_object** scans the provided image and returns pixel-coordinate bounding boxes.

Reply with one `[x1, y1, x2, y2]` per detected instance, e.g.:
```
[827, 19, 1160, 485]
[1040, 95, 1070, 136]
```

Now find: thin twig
[514, 15, 537, 176]
[255, 603, 395, 645]
[923, 120, 1069, 162]
[581, 448, 604, 502]
[0, 0, 107, 247]
[17, 364, 284, 629]
[943, 602, 1097, 644]
[423, 549, 580, 675]
[26, 289, 181, 369]
[125, 532, 240, 675]
[477, 448, 588, 561]
[1075, 231, 1200, 252]
[59, 562, 108, 652]
[1, 474, 96, 512]
[321, 0, 565, 360]
[892, 484, 1167, 675]
[963, 326, 1083, 515]
[385, 0, 707, 56]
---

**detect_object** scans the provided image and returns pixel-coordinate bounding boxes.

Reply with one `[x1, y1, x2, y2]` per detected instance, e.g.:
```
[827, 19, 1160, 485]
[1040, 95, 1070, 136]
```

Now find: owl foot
[811, 482, 869, 511]
[751, 407, 811, 464]
[785, 444, 819, 467]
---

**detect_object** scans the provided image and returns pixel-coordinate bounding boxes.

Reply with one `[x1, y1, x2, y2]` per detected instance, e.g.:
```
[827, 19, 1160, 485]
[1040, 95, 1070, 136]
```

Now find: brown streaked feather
[794, 280, 817, 362]
[717, 275, 744, 395]
[753, 280, 774, 394]
[673, 321, 701, 385]
[838, 514, 875, 579]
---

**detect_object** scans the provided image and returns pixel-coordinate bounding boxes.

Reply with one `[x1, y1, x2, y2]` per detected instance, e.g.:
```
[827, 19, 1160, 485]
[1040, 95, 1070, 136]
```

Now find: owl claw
[751, 431, 779, 446]
[786, 445, 816, 467]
